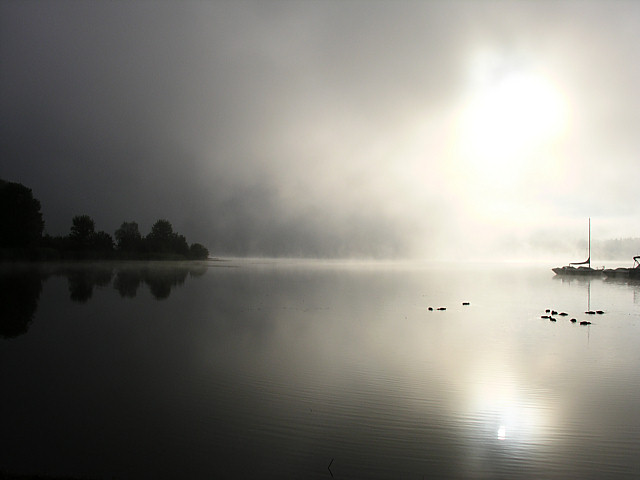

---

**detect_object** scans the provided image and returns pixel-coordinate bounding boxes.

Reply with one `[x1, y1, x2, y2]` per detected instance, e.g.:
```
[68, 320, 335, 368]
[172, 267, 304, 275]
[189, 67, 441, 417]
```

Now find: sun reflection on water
[463, 362, 555, 449]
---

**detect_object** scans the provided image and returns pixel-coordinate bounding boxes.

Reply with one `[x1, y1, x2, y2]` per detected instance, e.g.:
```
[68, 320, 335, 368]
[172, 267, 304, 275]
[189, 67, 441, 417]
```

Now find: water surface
[2, 260, 640, 479]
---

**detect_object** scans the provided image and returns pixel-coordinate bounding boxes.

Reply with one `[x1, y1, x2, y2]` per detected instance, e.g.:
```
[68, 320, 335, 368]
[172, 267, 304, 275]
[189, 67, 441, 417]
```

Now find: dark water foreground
[2, 260, 640, 479]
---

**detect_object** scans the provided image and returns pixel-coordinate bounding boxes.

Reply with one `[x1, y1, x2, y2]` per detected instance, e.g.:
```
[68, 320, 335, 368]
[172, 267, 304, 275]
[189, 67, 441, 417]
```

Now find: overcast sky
[2, 0, 639, 259]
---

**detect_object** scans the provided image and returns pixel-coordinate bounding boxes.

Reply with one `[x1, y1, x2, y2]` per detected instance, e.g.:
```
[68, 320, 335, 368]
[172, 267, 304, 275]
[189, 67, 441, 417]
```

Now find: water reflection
[0, 266, 44, 338]
[53, 263, 207, 301]
[2, 261, 640, 478]
[0, 262, 208, 337]
[65, 265, 114, 302]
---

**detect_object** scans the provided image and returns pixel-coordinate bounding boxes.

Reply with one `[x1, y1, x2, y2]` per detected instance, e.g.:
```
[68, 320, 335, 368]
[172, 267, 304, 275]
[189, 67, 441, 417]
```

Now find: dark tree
[188, 243, 210, 260]
[145, 219, 191, 256]
[93, 230, 115, 254]
[115, 221, 142, 252]
[172, 233, 189, 256]
[0, 179, 44, 248]
[0, 177, 211, 260]
[148, 219, 173, 240]
[69, 214, 96, 250]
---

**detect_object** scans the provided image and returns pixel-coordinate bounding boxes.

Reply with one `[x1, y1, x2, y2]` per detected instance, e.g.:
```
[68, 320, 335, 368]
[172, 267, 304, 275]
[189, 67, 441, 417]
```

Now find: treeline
[0, 178, 209, 261]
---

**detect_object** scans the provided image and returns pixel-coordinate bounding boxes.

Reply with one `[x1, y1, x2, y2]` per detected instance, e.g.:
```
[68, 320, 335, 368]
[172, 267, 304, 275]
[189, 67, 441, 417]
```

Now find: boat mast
[588, 217, 591, 269]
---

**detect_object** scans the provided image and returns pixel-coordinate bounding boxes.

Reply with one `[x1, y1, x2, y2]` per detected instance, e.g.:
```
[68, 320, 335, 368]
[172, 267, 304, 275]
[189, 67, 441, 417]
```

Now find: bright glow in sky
[2, 1, 640, 259]
[436, 53, 573, 251]
[459, 69, 568, 180]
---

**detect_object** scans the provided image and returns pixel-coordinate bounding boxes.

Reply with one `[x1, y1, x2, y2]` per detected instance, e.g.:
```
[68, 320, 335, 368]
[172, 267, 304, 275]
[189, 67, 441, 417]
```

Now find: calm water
[2, 260, 640, 479]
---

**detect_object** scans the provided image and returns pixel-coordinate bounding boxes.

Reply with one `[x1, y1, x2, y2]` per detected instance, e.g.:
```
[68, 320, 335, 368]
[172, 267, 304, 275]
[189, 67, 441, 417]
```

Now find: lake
[2, 259, 640, 479]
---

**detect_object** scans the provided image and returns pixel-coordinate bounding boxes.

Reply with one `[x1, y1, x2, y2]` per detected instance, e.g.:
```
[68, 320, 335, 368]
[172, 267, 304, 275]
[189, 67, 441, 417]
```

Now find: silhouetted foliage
[0, 180, 209, 262]
[144, 219, 192, 257]
[115, 221, 143, 252]
[63, 215, 114, 258]
[93, 230, 115, 254]
[188, 242, 210, 260]
[41, 233, 66, 251]
[69, 215, 96, 250]
[173, 234, 189, 256]
[0, 179, 44, 248]
[146, 219, 174, 253]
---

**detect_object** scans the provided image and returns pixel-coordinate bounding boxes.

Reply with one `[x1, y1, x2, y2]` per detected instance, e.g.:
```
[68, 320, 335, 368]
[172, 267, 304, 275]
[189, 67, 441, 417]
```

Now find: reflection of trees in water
[66, 266, 114, 302]
[113, 264, 206, 300]
[113, 269, 143, 298]
[1, 263, 208, 339]
[63, 263, 207, 301]
[113, 266, 192, 299]
[144, 268, 189, 299]
[0, 267, 45, 338]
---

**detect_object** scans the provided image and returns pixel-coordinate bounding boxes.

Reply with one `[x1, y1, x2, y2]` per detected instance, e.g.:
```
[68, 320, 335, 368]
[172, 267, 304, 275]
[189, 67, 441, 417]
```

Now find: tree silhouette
[93, 230, 115, 254]
[172, 233, 189, 256]
[146, 219, 174, 253]
[145, 219, 190, 255]
[69, 215, 96, 250]
[0, 179, 44, 248]
[0, 179, 210, 260]
[115, 221, 143, 252]
[188, 243, 210, 260]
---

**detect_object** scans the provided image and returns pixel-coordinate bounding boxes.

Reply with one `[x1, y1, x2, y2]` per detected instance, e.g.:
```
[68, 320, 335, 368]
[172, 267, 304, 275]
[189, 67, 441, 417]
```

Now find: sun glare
[464, 363, 553, 448]
[456, 66, 568, 185]
[441, 53, 571, 232]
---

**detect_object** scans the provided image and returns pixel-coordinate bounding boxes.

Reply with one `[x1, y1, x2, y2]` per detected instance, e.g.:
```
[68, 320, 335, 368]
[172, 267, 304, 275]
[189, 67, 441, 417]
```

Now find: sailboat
[603, 256, 640, 279]
[552, 218, 603, 276]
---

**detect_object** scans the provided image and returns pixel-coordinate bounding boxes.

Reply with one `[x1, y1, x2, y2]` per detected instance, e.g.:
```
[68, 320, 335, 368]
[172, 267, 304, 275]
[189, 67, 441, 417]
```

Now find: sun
[456, 67, 568, 184]
[465, 72, 566, 157]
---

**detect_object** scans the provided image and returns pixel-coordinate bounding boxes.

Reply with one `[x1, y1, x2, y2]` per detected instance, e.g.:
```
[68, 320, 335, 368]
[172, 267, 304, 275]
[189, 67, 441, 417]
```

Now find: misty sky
[2, 1, 639, 259]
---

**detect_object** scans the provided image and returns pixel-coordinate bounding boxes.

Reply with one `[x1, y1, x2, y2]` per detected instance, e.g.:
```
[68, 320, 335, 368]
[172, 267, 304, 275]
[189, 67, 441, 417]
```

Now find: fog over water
[2, 1, 639, 259]
[2, 260, 640, 478]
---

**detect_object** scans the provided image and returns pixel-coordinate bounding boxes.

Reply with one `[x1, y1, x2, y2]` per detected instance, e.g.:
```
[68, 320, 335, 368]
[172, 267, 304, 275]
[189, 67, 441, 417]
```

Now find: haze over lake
[3, 1, 640, 259]
[2, 259, 640, 479]
[4, 2, 640, 477]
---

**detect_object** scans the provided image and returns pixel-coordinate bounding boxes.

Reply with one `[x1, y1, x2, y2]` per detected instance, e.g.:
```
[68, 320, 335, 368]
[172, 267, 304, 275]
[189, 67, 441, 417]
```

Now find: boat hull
[552, 266, 603, 276]
[603, 268, 640, 279]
